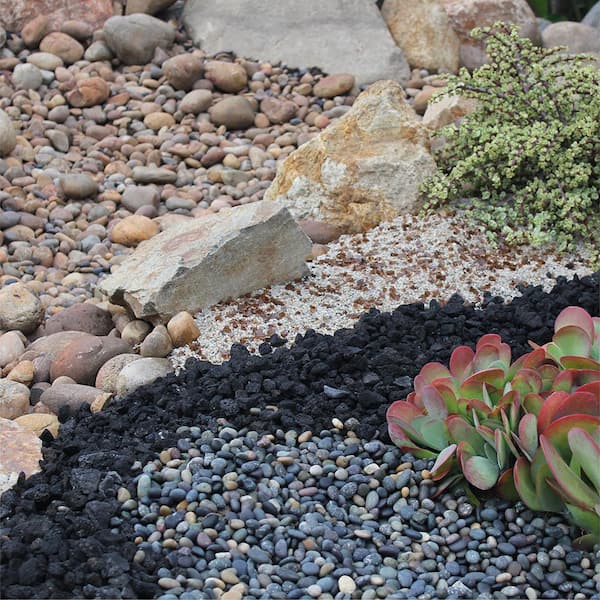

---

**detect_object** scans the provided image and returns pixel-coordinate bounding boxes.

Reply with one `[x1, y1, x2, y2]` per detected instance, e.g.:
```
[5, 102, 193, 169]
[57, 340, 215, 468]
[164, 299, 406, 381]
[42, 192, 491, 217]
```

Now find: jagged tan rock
[98, 201, 312, 321]
[264, 80, 436, 233]
[0, 418, 42, 495]
[381, 0, 460, 73]
[14, 413, 60, 438]
[422, 94, 479, 130]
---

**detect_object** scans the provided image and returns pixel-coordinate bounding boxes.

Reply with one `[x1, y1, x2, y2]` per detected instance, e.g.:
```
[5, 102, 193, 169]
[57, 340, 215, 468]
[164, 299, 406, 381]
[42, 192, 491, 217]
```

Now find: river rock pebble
[39, 31, 84, 64]
[0, 108, 16, 157]
[0, 379, 30, 419]
[115, 356, 173, 396]
[122, 422, 600, 600]
[166, 311, 200, 347]
[110, 215, 160, 246]
[40, 382, 111, 414]
[0, 284, 44, 334]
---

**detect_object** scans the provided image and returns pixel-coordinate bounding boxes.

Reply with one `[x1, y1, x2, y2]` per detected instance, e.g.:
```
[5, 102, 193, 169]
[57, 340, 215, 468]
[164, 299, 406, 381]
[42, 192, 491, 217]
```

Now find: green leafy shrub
[420, 22, 600, 256]
[386, 306, 600, 546]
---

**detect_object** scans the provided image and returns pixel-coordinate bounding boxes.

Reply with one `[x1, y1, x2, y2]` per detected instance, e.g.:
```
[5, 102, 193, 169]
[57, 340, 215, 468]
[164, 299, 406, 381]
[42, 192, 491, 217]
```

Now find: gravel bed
[1, 272, 599, 599]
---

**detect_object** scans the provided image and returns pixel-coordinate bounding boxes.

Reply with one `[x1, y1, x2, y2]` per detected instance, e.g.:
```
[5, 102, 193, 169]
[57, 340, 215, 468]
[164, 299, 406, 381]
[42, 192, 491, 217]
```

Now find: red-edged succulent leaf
[555, 306, 595, 334]
[463, 368, 506, 391]
[496, 467, 519, 500]
[537, 391, 570, 433]
[476, 424, 496, 448]
[421, 385, 449, 419]
[458, 441, 500, 490]
[553, 369, 600, 392]
[546, 326, 592, 363]
[542, 415, 600, 457]
[552, 390, 600, 422]
[510, 368, 543, 395]
[537, 363, 560, 391]
[446, 415, 486, 453]
[387, 421, 437, 459]
[541, 434, 600, 510]
[565, 504, 600, 546]
[508, 348, 547, 378]
[475, 334, 511, 365]
[560, 356, 600, 370]
[414, 362, 452, 391]
[449, 345, 475, 382]
[524, 392, 544, 416]
[515, 412, 538, 459]
[513, 456, 563, 512]
[568, 428, 600, 490]
[434, 381, 460, 414]
[458, 396, 494, 418]
[386, 400, 423, 423]
[412, 415, 449, 451]
[494, 428, 509, 469]
[430, 444, 457, 480]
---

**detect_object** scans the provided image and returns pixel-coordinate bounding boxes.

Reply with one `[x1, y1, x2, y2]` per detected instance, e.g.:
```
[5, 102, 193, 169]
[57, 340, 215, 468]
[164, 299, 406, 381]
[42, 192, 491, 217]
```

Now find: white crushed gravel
[170, 211, 596, 368]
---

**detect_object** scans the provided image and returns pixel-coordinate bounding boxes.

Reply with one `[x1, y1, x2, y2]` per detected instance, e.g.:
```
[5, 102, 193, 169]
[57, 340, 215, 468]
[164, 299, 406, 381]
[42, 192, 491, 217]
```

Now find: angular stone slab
[98, 201, 312, 321]
[182, 0, 410, 87]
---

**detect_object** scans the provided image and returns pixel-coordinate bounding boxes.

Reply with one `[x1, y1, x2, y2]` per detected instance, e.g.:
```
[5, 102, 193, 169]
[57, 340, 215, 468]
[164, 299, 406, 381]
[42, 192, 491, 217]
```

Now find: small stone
[12, 63, 43, 90]
[260, 97, 297, 124]
[0, 109, 17, 157]
[39, 32, 84, 64]
[205, 60, 248, 93]
[0, 379, 30, 419]
[60, 174, 98, 199]
[143, 112, 175, 130]
[95, 353, 141, 393]
[49, 335, 131, 385]
[140, 325, 173, 357]
[166, 312, 199, 347]
[132, 166, 177, 184]
[338, 575, 356, 594]
[180, 89, 212, 114]
[7, 361, 35, 385]
[163, 53, 204, 90]
[209, 96, 255, 130]
[0, 284, 44, 334]
[66, 77, 110, 108]
[27, 52, 64, 70]
[0, 331, 26, 369]
[84, 40, 113, 61]
[121, 185, 160, 212]
[115, 357, 173, 396]
[313, 73, 355, 98]
[110, 215, 160, 246]
[121, 320, 152, 346]
[22, 15, 50, 48]
[40, 383, 111, 413]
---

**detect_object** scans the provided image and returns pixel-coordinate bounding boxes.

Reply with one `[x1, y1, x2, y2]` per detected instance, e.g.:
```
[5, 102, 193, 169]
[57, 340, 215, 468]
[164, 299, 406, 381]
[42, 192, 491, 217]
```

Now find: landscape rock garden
[0, 0, 599, 598]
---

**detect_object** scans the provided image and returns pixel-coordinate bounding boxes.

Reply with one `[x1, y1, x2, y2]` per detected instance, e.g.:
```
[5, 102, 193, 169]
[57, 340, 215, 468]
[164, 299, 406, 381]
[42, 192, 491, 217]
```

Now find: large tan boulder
[440, 0, 540, 70]
[0, 418, 42, 496]
[264, 80, 437, 233]
[0, 0, 113, 34]
[98, 201, 312, 321]
[381, 0, 460, 74]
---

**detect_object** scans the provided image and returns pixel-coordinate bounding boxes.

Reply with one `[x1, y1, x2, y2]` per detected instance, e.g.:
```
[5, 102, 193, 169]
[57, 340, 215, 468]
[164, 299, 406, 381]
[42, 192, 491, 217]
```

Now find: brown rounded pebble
[110, 215, 160, 246]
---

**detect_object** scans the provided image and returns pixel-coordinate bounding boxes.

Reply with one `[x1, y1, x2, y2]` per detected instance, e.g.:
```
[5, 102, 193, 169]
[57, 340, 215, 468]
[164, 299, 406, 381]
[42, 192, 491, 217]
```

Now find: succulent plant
[386, 306, 600, 543]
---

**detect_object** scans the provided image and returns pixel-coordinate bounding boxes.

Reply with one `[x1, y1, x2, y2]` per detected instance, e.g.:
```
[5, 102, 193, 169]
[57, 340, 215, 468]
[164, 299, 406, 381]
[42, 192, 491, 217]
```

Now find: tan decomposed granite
[171, 211, 596, 367]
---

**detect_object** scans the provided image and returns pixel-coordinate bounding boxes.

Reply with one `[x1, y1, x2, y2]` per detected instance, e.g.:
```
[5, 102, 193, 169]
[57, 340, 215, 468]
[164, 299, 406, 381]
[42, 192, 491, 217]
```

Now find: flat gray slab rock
[98, 201, 312, 321]
[182, 0, 410, 86]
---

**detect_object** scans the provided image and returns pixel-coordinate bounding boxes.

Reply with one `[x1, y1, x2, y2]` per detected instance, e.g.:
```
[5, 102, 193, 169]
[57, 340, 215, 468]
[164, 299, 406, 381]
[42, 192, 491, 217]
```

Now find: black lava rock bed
[1, 272, 599, 600]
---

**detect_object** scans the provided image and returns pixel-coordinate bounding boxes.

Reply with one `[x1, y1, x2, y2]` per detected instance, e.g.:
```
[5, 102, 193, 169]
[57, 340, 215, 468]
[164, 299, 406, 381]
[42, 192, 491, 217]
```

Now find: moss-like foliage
[421, 23, 599, 257]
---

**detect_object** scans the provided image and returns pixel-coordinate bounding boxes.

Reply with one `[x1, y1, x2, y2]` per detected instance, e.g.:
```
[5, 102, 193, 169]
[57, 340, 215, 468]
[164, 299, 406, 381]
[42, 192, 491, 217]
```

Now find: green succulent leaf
[541, 434, 600, 510]
[517, 412, 539, 459]
[430, 444, 457, 480]
[568, 428, 600, 490]
[514, 456, 563, 513]
[546, 326, 592, 363]
[560, 356, 600, 370]
[496, 467, 519, 500]
[414, 362, 452, 391]
[461, 454, 500, 490]
[446, 415, 486, 453]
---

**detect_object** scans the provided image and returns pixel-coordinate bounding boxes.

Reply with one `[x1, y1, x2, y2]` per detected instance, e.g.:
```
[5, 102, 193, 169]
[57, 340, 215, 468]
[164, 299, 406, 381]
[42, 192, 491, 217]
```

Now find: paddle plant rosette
[386, 306, 600, 546]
